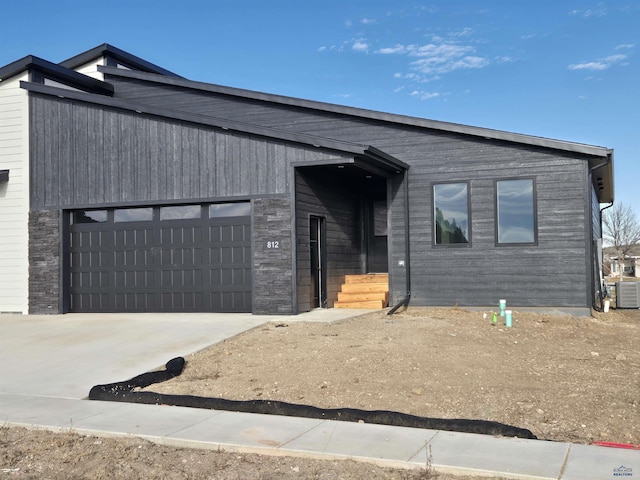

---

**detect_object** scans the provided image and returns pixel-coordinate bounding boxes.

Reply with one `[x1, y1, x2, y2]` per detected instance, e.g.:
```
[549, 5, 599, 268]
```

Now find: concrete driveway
[0, 309, 366, 399]
[0, 312, 274, 399]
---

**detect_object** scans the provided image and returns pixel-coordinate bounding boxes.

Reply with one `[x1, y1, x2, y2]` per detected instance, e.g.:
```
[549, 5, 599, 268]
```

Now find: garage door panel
[69, 205, 251, 312]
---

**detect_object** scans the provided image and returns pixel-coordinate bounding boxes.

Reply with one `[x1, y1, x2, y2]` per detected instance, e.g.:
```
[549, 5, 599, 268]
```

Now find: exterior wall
[108, 78, 596, 308]
[0, 73, 30, 313]
[29, 94, 350, 209]
[71, 59, 106, 80]
[253, 197, 294, 314]
[294, 168, 363, 312]
[28, 93, 356, 314]
[29, 209, 61, 313]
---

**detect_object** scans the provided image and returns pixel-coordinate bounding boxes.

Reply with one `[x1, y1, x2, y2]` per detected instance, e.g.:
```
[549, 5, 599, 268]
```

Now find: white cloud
[378, 44, 409, 55]
[361, 17, 376, 25]
[568, 53, 627, 71]
[376, 41, 491, 79]
[317, 46, 327, 52]
[569, 4, 607, 17]
[615, 44, 635, 50]
[352, 40, 369, 53]
[410, 90, 444, 100]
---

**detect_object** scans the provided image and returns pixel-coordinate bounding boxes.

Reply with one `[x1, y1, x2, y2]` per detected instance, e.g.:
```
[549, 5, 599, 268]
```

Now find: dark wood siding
[29, 94, 351, 208]
[295, 168, 363, 312]
[74, 79, 598, 308]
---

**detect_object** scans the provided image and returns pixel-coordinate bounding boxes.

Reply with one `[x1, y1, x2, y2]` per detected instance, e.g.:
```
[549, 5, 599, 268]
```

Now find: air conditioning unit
[616, 282, 640, 309]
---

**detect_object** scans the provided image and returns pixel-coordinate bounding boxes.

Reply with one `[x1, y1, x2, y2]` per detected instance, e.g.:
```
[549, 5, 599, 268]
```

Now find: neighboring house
[0, 44, 614, 315]
[606, 245, 640, 278]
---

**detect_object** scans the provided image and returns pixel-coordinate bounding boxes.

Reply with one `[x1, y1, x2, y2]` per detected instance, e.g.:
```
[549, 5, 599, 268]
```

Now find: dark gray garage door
[69, 203, 252, 312]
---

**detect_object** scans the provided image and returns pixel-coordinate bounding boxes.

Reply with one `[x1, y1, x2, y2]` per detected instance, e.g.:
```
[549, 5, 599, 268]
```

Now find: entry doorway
[366, 197, 389, 273]
[310, 215, 327, 308]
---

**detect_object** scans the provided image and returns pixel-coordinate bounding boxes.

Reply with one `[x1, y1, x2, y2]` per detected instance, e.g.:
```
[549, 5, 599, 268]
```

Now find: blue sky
[1, 1, 638, 211]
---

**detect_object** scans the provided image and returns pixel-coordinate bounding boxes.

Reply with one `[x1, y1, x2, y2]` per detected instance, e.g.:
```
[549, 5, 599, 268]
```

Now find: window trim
[494, 177, 538, 247]
[432, 180, 472, 248]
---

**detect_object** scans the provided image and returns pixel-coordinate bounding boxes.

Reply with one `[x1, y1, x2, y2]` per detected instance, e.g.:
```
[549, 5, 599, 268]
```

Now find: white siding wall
[0, 73, 30, 313]
[73, 58, 106, 80]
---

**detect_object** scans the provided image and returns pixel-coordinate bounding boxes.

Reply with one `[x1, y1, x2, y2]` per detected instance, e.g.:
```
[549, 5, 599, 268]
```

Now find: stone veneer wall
[29, 209, 61, 314]
[252, 197, 295, 314]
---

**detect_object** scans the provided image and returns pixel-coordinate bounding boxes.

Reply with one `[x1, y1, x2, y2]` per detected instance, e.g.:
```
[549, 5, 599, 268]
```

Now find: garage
[68, 202, 252, 313]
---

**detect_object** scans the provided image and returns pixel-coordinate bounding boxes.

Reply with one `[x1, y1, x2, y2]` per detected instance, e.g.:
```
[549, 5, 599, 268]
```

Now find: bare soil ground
[2, 307, 639, 479]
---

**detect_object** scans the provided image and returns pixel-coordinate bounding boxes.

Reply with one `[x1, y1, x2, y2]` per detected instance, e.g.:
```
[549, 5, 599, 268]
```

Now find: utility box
[616, 282, 640, 309]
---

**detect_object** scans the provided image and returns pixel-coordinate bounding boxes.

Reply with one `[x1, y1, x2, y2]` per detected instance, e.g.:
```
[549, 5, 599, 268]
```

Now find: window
[160, 205, 201, 220]
[209, 202, 251, 218]
[114, 207, 153, 222]
[72, 210, 107, 224]
[433, 182, 470, 245]
[496, 178, 537, 245]
[373, 201, 388, 236]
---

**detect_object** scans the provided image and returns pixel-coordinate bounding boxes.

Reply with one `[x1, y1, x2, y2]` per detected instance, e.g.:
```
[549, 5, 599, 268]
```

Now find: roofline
[0, 55, 114, 95]
[99, 65, 612, 158]
[21, 81, 408, 173]
[60, 43, 183, 78]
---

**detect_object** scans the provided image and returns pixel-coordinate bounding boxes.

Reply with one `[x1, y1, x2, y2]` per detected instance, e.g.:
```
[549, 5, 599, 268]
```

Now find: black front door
[367, 198, 388, 273]
[310, 215, 326, 308]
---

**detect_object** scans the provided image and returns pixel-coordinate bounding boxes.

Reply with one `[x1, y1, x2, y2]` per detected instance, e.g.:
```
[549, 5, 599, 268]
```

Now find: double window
[432, 178, 537, 247]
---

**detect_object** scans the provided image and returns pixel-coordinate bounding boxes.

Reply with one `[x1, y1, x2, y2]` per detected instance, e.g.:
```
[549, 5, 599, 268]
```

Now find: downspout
[388, 168, 411, 315]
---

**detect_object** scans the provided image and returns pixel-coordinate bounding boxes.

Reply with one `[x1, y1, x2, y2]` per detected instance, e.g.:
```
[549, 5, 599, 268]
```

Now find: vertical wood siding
[294, 168, 363, 312]
[29, 94, 351, 208]
[109, 78, 596, 308]
[0, 74, 30, 313]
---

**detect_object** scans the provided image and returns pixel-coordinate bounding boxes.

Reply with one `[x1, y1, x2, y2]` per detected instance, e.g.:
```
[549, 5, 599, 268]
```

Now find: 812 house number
[265, 240, 280, 249]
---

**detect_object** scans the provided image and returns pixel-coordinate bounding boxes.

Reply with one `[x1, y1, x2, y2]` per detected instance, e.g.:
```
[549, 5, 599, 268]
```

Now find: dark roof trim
[21, 81, 408, 173]
[0, 55, 114, 95]
[99, 66, 612, 158]
[60, 44, 182, 78]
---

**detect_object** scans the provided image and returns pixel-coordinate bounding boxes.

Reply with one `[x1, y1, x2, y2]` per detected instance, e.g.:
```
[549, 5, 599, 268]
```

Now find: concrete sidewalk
[1, 311, 638, 479]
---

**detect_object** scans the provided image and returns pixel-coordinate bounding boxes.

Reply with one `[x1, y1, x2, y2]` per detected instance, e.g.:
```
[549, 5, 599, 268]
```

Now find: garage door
[69, 203, 252, 312]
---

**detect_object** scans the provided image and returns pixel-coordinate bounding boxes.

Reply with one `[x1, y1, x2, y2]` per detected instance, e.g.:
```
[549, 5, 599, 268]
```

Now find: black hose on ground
[89, 357, 537, 440]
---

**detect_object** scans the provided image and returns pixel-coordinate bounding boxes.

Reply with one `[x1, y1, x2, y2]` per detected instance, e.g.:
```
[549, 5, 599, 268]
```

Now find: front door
[367, 198, 388, 273]
[310, 215, 326, 308]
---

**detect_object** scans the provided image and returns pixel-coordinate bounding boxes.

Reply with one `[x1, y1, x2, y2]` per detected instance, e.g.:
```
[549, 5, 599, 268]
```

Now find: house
[0, 44, 614, 315]
[605, 245, 640, 278]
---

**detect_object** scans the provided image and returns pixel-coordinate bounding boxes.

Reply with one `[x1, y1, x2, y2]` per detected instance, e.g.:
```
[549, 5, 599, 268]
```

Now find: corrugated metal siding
[0, 73, 30, 313]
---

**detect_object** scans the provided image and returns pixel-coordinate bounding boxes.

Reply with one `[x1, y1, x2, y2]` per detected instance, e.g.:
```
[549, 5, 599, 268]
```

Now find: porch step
[334, 274, 389, 309]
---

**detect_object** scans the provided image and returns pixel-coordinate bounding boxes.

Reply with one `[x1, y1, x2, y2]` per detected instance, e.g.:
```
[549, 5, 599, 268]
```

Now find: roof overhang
[99, 66, 613, 158]
[589, 150, 614, 204]
[60, 43, 182, 78]
[0, 55, 114, 95]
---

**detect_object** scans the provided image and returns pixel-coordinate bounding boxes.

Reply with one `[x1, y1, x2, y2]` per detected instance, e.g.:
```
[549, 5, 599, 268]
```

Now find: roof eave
[60, 44, 183, 78]
[0, 55, 114, 95]
[99, 66, 611, 158]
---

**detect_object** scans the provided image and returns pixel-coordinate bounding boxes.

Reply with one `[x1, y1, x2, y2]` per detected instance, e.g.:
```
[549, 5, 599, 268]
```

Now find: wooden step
[334, 273, 390, 309]
[337, 291, 388, 303]
[345, 273, 389, 284]
[334, 299, 385, 309]
[341, 283, 389, 294]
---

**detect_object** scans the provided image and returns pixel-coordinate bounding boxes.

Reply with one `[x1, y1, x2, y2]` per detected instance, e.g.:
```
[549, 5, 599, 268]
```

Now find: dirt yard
[2, 306, 639, 479]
